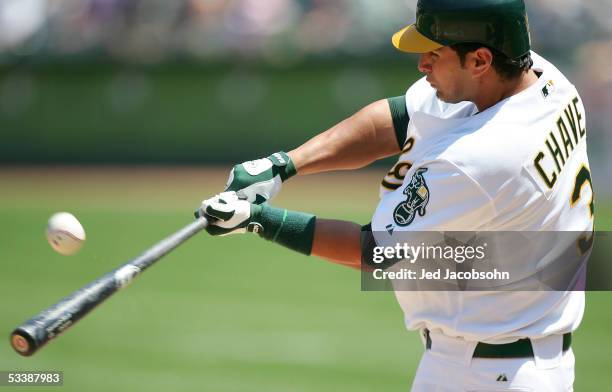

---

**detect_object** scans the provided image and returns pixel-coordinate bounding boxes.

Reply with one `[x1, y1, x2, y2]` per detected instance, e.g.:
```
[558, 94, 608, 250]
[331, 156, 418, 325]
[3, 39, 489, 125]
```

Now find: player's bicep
[358, 99, 403, 157]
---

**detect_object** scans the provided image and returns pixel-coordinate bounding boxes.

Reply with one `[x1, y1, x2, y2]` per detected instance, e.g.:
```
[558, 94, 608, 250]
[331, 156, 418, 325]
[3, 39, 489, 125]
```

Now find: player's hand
[225, 151, 297, 204]
[195, 192, 263, 236]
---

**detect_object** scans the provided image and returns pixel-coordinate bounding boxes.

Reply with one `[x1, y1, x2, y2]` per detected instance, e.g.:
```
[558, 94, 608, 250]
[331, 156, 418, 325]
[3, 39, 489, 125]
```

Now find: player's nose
[418, 53, 433, 74]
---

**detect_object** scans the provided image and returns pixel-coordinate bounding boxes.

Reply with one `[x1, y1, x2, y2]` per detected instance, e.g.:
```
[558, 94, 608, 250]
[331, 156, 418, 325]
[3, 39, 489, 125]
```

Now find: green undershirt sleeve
[387, 95, 410, 149]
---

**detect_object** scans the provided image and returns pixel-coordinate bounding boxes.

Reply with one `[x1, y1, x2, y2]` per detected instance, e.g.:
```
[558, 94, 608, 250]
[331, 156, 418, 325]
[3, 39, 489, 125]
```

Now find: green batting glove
[225, 151, 297, 204]
[196, 192, 264, 236]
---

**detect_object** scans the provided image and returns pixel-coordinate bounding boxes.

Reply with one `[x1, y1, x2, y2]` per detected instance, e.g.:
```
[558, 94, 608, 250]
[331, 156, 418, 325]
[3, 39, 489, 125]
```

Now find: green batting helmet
[392, 0, 531, 59]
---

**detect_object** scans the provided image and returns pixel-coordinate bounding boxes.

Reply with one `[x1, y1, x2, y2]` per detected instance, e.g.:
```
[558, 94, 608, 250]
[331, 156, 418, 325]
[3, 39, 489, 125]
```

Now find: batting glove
[195, 192, 263, 236]
[225, 151, 297, 204]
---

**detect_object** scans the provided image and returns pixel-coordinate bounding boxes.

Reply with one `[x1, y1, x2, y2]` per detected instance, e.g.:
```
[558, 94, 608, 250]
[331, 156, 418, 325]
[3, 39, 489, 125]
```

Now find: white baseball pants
[411, 331, 575, 391]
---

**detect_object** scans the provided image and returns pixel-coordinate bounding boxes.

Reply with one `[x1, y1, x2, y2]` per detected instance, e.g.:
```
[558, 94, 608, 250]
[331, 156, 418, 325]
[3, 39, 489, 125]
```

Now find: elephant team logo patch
[393, 168, 430, 226]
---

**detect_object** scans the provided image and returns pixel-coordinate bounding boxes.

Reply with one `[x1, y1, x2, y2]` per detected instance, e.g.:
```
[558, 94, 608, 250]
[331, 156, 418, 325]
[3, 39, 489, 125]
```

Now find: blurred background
[0, 0, 611, 180]
[1, 1, 611, 391]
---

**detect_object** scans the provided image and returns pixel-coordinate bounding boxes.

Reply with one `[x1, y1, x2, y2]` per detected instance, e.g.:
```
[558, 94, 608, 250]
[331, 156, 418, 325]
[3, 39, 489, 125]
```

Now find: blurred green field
[1, 167, 611, 391]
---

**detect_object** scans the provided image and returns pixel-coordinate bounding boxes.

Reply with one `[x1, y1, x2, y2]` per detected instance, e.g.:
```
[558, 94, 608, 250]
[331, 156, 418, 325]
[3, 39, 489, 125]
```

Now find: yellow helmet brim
[392, 24, 444, 53]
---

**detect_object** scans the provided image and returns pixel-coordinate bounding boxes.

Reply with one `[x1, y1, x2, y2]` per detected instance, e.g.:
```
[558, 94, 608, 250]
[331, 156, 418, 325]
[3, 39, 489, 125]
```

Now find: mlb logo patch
[541, 80, 556, 99]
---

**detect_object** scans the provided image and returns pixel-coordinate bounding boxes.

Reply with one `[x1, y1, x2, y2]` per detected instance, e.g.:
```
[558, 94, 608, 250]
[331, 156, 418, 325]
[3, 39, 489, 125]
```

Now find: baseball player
[197, 0, 593, 390]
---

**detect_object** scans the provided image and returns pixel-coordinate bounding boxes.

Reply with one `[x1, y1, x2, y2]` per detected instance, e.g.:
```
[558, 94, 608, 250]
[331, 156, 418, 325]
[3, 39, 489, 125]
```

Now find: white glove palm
[198, 192, 261, 236]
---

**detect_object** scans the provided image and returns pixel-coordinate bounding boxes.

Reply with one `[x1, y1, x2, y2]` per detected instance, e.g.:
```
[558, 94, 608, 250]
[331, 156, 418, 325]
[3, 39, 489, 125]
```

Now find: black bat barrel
[11, 270, 124, 356]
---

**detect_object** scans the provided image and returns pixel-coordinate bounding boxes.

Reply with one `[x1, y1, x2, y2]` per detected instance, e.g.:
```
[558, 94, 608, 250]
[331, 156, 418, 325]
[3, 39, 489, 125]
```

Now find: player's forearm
[311, 219, 363, 269]
[289, 99, 400, 175]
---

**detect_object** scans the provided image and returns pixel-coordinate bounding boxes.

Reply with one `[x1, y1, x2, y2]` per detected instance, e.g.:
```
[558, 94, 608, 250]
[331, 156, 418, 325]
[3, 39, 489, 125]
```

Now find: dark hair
[450, 43, 533, 80]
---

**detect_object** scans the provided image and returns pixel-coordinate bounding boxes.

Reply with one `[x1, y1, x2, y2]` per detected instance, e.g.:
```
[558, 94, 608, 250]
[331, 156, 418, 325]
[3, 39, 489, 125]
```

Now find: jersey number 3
[571, 164, 594, 254]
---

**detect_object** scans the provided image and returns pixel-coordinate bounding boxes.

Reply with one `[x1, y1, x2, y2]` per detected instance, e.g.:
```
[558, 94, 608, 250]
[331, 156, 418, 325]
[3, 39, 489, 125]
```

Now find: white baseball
[46, 212, 86, 256]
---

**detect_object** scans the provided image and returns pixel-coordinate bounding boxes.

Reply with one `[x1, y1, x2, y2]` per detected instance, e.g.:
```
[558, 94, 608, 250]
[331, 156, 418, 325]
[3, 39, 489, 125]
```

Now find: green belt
[425, 330, 572, 359]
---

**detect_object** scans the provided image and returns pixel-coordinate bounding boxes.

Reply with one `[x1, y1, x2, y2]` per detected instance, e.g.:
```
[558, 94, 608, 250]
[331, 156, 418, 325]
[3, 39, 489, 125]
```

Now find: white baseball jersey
[371, 52, 593, 343]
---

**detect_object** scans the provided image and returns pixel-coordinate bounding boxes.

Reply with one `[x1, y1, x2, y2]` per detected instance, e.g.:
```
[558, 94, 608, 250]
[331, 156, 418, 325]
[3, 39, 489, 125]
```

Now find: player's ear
[469, 48, 493, 78]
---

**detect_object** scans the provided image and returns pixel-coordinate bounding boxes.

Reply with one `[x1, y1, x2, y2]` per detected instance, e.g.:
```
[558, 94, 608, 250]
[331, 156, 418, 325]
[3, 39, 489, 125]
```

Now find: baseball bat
[10, 217, 209, 357]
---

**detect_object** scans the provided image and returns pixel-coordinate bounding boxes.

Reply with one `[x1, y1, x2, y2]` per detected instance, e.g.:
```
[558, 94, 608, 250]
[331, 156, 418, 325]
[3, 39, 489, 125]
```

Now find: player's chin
[435, 90, 449, 102]
[435, 90, 462, 104]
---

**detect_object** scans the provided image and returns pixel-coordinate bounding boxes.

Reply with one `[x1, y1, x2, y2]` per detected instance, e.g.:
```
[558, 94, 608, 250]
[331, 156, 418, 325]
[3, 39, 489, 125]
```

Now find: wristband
[250, 204, 315, 255]
[268, 151, 298, 181]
